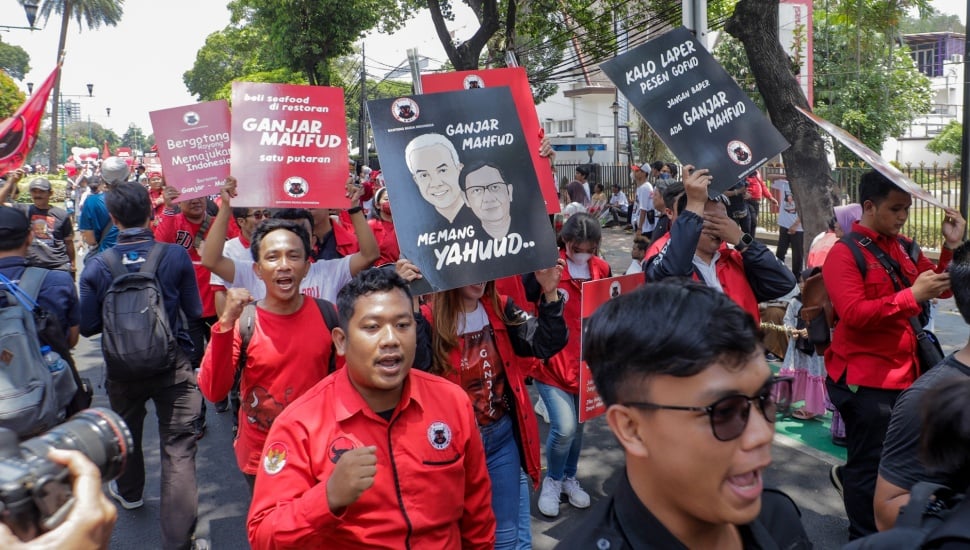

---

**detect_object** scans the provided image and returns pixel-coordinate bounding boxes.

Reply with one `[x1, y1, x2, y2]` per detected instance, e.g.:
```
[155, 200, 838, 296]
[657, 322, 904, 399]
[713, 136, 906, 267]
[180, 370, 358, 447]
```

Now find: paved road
[87, 224, 968, 549]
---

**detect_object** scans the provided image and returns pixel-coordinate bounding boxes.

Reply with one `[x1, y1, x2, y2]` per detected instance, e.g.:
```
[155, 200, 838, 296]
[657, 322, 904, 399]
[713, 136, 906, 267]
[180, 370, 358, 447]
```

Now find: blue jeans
[517, 469, 532, 549]
[536, 382, 585, 480]
[481, 414, 523, 550]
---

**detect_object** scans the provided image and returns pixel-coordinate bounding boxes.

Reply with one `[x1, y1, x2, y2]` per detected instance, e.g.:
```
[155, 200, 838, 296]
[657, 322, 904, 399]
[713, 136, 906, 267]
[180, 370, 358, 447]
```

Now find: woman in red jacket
[421, 262, 567, 550]
[528, 212, 612, 518]
[367, 187, 400, 265]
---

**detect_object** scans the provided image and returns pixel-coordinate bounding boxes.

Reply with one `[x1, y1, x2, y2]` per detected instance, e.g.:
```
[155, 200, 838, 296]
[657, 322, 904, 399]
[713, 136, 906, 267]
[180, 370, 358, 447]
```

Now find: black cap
[0, 206, 30, 243]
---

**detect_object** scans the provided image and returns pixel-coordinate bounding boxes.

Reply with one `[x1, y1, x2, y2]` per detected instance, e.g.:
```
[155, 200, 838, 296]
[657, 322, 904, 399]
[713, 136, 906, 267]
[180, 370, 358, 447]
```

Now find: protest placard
[149, 100, 230, 202]
[422, 68, 561, 215]
[796, 106, 947, 208]
[579, 274, 646, 422]
[368, 87, 559, 293]
[230, 82, 349, 208]
[599, 26, 790, 196]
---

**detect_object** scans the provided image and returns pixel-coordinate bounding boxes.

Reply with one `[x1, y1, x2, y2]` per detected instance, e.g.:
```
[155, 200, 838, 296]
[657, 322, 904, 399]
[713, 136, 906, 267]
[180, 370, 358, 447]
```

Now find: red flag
[0, 64, 60, 173]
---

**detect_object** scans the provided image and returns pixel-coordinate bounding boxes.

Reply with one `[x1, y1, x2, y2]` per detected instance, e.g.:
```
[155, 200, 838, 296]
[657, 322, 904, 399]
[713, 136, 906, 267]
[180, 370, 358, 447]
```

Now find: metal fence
[554, 162, 961, 249]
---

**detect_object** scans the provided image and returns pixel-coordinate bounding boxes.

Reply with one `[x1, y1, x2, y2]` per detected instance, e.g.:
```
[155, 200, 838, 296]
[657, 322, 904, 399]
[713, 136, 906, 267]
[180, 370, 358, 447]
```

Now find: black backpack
[845, 482, 970, 549]
[101, 244, 177, 381]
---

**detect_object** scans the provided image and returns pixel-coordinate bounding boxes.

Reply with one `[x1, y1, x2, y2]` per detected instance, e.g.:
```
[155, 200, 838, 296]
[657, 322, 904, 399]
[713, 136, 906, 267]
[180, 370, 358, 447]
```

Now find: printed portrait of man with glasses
[563, 281, 811, 550]
[459, 160, 521, 240]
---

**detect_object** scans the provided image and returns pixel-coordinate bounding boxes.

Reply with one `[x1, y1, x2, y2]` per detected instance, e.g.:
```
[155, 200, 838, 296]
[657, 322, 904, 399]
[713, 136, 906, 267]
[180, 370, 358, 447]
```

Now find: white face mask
[568, 251, 593, 264]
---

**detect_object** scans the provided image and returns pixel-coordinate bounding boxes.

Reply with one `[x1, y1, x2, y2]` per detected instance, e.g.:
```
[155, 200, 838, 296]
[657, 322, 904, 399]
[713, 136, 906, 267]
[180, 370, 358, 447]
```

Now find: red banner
[230, 82, 349, 208]
[421, 68, 561, 215]
[579, 274, 646, 422]
[150, 100, 231, 201]
[0, 64, 60, 173]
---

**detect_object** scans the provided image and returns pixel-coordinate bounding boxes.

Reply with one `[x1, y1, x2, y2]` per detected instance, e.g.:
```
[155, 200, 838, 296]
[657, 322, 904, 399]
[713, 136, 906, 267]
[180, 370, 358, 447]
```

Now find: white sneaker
[108, 480, 144, 510]
[538, 477, 563, 517]
[562, 477, 590, 508]
[534, 397, 550, 424]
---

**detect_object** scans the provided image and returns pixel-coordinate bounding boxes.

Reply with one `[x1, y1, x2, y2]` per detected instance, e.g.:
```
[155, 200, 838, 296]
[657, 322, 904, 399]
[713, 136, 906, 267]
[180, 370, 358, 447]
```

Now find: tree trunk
[726, 0, 836, 239]
[49, 0, 72, 171]
[426, 0, 499, 70]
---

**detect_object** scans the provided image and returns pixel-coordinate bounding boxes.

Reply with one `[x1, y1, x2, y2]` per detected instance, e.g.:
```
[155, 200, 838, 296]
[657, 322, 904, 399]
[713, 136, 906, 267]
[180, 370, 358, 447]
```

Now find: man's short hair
[404, 133, 461, 174]
[459, 160, 507, 191]
[858, 170, 903, 206]
[232, 207, 251, 222]
[584, 281, 761, 406]
[575, 165, 590, 178]
[105, 183, 151, 228]
[336, 267, 412, 331]
[919, 378, 970, 490]
[273, 208, 314, 230]
[949, 241, 970, 324]
[0, 206, 30, 251]
[249, 219, 312, 262]
[661, 181, 685, 210]
[650, 161, 666, 172]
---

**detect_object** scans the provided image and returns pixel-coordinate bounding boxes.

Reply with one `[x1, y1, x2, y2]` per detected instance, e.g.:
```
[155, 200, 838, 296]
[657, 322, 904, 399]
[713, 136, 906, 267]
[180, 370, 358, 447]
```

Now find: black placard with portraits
[367, 87, 559, 293]
[599, 26, 790, 196]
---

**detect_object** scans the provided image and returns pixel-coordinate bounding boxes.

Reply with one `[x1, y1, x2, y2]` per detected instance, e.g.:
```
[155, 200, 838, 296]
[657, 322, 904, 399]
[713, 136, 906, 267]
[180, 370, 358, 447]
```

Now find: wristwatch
[735, 233, 754, 252]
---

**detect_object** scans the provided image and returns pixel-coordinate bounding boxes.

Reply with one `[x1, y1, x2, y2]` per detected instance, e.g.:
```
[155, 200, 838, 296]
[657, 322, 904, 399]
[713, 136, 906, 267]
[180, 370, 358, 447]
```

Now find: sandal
[792, 408, 818, 421]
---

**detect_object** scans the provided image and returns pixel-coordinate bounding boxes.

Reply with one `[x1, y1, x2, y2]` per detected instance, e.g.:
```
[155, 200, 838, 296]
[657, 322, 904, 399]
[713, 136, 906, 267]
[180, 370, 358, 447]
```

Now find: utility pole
[682, 0, 709, 51]
[960, 3, 969, 235]
[359, 44, 369, 168]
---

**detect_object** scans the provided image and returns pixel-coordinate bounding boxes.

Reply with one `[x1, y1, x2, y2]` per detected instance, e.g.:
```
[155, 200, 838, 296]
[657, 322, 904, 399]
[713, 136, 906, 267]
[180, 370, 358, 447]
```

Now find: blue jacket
[0, 257, 79, 340]
[79, 227, 201, 350]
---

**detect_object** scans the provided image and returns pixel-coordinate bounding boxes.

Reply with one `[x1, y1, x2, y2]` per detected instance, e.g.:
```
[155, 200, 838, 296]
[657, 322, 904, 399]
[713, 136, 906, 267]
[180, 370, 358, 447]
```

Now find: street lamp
[586, 145, 595, 164]
[611, 101, 620, 166]
[106, 107, 111, 117]
[0, 0, 39, 31]
[26, 82, 33, 94]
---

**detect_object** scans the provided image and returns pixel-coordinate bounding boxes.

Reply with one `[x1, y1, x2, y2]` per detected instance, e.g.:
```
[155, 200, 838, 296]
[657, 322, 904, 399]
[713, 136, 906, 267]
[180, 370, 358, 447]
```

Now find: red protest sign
[230, 82, 349, 208]
[422, 68, 561, 215]
[579, 274, 646, 422]
[149, 100, 231, 202]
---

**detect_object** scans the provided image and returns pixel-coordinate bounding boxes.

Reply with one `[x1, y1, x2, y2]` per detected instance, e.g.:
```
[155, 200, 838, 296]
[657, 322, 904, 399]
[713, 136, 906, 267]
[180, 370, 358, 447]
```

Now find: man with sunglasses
[564, 281, 810, 549]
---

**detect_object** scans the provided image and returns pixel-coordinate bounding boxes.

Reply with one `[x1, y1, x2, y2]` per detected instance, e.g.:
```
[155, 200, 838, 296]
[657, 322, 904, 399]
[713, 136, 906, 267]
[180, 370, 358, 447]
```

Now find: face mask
[660, 173, 671, 180]
[568, 251, 593, 264]
[381, 202, 392, 216]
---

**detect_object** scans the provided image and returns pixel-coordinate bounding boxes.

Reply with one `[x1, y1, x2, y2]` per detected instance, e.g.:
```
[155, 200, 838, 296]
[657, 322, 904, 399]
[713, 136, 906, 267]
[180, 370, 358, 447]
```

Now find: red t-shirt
[198, 298, 335, 474]
[154, 212, 218, 317]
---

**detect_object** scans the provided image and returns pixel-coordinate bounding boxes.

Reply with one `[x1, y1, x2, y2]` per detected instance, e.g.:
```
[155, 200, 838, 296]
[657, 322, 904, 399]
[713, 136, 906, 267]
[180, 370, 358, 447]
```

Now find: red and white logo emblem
[391, 98, 419, 124]
[263, 442, 288, 475]
[727, 140, 753, 166]
[427, 421, 452, 450]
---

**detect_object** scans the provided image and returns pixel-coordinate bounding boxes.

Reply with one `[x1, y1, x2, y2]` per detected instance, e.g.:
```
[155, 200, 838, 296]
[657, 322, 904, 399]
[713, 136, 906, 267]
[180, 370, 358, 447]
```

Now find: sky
[1, 2, 477, 138]
[0, 0, 965, 139]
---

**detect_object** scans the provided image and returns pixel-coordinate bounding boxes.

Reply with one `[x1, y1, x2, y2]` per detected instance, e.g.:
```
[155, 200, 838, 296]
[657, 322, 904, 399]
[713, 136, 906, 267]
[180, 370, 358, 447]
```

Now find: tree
[237, 0, 409, 86]
[0, 38, 30, 80]
[813, 9, 931, 164]
[725, 0, 837, 239]
[183, 24, 273, 101]
[37, 0, 124, 169]
[899, 8, 964, 34]
[0, 71, 25, 119]
[927, 120, 962, 169]
[120, 123, 147, 151]
[62, 120, 119, 151]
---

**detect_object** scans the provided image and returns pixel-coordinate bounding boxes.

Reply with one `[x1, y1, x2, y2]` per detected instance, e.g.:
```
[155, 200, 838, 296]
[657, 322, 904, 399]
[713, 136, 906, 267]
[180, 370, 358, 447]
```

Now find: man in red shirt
[154, 190, 226, 437]
[823, 170, 966, 540]
[247, 268, 494, 549]
[744, 170, 778, 232]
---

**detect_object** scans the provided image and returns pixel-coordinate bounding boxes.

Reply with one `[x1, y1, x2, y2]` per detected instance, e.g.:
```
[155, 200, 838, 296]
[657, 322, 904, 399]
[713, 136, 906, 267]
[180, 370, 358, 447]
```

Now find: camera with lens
[0, 408, 133, 541]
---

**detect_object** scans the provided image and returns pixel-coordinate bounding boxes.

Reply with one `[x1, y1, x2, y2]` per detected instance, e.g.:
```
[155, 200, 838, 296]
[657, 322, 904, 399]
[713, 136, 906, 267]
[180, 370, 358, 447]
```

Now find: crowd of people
[0, 148, 968, 550]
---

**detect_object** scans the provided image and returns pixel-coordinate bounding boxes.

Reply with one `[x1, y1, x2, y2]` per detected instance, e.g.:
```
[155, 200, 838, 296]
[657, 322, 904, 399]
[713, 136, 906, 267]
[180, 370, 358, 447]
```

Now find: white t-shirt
[625, 259, 642, 275]
[774, 179, 801, 231]
[692, 252, 724, 293]
[226, 255, 352, 302]
[609, 191, 629, 208]
[210, 237, 251, 286]
[636, 182, 656, 234]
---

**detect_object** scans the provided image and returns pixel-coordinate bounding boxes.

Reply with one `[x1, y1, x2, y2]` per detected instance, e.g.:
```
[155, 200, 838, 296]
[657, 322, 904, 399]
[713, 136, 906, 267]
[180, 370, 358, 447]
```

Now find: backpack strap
[313, 299, 340, 374]
[843, 233, 869, 280]
[138, 243, 166, 276]
[102, 248, 129, 280]
[18, 267, 50, 303]
[232, 303, 258, 398]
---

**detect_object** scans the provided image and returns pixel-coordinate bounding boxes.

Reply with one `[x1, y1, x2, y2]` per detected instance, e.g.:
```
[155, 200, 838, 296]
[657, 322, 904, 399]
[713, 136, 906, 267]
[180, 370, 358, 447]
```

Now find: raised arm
[345, 179, 380, 275]
[200, 178, 238, 284]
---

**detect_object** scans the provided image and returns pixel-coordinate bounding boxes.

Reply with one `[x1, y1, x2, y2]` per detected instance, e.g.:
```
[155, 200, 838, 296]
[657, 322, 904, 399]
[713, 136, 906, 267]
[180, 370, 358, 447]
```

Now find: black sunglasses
[241, 210, 271, 220]
[621, 377, 792, 442]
